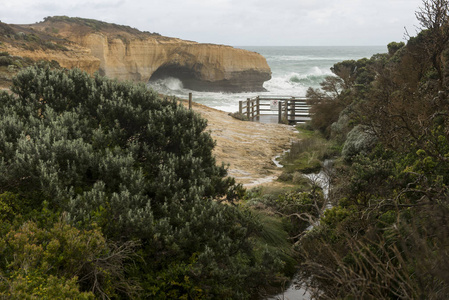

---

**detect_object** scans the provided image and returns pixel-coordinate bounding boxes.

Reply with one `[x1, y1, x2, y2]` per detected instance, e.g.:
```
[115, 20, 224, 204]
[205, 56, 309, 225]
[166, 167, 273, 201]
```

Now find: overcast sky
[1, 0, 423, 46]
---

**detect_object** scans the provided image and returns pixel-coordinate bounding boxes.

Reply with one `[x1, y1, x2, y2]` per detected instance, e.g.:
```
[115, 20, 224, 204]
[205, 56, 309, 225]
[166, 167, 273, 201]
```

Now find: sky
[1, 0, 424, 46]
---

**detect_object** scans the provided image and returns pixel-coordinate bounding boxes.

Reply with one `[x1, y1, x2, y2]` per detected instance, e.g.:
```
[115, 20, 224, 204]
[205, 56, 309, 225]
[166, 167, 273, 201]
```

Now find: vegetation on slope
[295, 0, 449, 298]
[41, 16, 161, 36]
[0, 66, 293, 299]
[0, 21, 70, 52]
[0, 52, 60, 88]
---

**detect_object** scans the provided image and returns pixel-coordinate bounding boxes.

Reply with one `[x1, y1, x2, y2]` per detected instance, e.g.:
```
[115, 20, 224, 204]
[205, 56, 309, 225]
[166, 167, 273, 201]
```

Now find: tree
[294, 2, 449, 298]
[416, 0, 449, 30]
[415, 0, 449, 88]
[387, 41, 405, 56]
[307, 57, 381, 138]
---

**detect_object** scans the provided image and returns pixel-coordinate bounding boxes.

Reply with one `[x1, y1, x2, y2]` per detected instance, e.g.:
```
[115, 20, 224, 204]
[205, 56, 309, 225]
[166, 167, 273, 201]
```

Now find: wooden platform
[239, 96, 311, 125]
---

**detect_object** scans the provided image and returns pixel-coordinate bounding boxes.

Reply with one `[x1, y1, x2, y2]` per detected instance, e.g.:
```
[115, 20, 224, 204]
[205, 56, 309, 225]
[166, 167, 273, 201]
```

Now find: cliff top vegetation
[37, 16, 161, 38]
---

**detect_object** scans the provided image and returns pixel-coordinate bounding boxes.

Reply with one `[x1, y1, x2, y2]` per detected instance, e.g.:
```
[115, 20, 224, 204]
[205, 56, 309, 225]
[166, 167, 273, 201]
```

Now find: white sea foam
[146, 46, 386, 113]
[148, 77, 184, 94]
[267, 55, 353, 62]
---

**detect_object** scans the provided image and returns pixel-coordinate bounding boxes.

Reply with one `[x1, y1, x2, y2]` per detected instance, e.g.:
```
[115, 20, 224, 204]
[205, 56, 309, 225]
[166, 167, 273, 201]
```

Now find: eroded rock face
[27, 17, 271, 92]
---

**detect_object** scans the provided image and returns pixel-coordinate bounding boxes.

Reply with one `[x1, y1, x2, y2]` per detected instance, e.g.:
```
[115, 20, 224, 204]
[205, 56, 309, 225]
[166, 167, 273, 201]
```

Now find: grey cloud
[1, 0, 423, 45]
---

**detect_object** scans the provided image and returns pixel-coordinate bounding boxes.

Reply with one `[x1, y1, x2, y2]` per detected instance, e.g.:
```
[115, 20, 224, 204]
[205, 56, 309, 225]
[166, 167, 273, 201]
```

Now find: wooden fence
[238, 96, 311, 124]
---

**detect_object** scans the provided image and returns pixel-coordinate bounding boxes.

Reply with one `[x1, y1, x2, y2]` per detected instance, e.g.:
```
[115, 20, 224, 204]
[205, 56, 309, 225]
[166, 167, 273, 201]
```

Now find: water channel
[267, 158, 333, 300]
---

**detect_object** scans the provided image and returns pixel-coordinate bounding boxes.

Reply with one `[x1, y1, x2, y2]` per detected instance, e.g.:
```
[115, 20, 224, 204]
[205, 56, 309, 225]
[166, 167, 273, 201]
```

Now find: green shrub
[1, 66, 232, 235]
[229, 111, 249, 121]
[0, 219, 137, 298]
[0, 56, 12, 66]
[0, 273, 95, 299]
[341, 125, 378, 161]
[280, 129, 335, 175]
[387, 41, 405, 56]
[0, 66, 286, 298]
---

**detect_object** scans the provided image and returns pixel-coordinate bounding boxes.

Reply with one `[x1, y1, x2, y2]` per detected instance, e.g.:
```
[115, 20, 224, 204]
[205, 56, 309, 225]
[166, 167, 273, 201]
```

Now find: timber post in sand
[290, 97, 296, 118]
[278, 101, 282, 123]
[238, 96, 311, 124]
[189, 93, 193, 109]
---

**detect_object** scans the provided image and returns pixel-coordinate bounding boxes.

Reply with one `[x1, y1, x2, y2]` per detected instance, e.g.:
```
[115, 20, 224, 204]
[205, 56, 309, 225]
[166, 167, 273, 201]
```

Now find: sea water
[147, 46, 386, 112]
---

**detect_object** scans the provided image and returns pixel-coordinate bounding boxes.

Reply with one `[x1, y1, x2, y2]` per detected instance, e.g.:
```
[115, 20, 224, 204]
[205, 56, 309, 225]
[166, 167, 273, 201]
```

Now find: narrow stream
[266, 159, 333, 300]
[304, 159, 333, 208]
[272, 149, 290, 168]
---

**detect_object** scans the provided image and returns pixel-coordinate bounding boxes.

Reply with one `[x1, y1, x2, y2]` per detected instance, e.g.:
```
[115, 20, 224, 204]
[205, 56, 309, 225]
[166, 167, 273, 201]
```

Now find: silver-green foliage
[342, 125, 378, 161]
[0, 66, 231, 237]
[0, 66, 286, 298]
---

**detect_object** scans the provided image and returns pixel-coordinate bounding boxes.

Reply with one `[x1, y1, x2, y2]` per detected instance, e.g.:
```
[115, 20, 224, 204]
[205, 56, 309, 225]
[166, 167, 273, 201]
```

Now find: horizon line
[232, 45, 387, 47]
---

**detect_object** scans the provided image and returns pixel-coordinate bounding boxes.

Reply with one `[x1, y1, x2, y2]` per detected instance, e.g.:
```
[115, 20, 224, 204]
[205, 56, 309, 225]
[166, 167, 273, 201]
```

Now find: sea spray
[147, 46, 386, 113]
[148, 77, 184, 94]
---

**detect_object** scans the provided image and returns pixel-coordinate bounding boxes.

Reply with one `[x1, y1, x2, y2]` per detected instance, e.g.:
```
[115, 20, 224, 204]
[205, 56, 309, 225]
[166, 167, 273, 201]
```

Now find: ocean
[147, 46, 387, 112]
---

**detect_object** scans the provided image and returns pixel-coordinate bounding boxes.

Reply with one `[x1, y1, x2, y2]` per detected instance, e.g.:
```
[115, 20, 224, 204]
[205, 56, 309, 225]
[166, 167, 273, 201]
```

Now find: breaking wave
[145, 46, 385, 113]
[266, 55, 350, 62]
[146, 69, 332, 113]
[264, 66, 333, 95]
[147, 77, 184, 94]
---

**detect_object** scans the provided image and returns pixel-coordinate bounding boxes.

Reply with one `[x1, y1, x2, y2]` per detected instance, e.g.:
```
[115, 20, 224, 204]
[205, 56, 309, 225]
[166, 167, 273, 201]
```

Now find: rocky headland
[0, 16, 271, 92]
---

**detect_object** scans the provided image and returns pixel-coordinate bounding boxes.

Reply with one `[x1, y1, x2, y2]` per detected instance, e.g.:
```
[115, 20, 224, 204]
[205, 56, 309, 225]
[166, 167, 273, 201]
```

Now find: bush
[229, 111, 249, 121]
[0, 66, 286, 298]
[280, 129, 335, 175]
[0, 219, 137, 298]
[1, 66, 232, 235]
[387, 41, 405, 56]
[341, 125, 378, 161]
[0, 56, 12, 66]
[0, 273, 94, 299]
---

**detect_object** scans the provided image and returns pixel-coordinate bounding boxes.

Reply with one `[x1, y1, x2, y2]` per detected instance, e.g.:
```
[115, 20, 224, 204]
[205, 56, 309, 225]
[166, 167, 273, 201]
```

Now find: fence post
[283, 100, 288, 123]
[246, 98, 250, 119]
[278, 100, 282, 123]
[239, 101, 243, 114]
[291, 97, 295, 122]
[251, 99, 255, 120]
[189, 93, 192, 110]
[256, 96, 260, 117]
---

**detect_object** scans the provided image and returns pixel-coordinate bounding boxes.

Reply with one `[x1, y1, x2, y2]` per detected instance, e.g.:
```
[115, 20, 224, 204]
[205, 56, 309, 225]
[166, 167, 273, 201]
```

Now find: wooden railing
[239, 97, 259, 120]
[238, 96, 311, 124]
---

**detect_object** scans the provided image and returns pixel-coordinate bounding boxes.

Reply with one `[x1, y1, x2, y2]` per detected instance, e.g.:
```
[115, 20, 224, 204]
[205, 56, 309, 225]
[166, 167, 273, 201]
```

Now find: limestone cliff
[5, 17, 271, 92]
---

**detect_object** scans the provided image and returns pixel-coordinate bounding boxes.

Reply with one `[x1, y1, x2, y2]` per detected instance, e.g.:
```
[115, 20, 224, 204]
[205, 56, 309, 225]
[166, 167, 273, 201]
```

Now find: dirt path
[188, 101, 298, 187]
